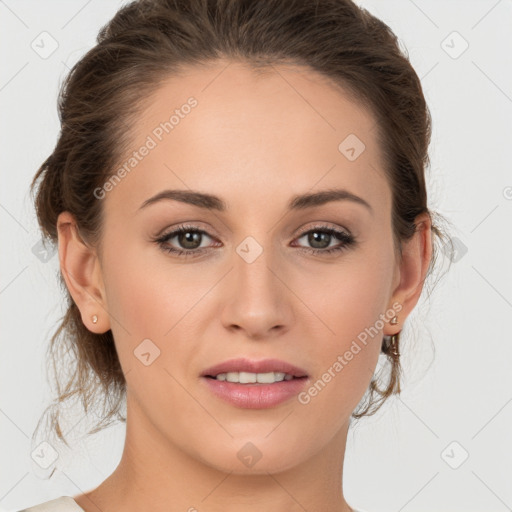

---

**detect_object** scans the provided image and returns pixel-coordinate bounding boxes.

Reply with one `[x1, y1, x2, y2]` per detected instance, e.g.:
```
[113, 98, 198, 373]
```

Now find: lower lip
[201, 376, 309, 409]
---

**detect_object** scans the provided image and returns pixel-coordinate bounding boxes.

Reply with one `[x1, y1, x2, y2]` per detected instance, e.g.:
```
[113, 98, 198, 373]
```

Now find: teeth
[214, 371, 295, 383]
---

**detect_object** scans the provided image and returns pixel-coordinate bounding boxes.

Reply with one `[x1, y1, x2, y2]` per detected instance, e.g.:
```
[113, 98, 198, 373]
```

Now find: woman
[22, 0, 448, 510]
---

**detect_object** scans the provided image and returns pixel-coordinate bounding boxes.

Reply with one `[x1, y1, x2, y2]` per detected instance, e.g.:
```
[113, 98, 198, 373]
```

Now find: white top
[16, 497, 84, 512]
[16, 495, 370, 512]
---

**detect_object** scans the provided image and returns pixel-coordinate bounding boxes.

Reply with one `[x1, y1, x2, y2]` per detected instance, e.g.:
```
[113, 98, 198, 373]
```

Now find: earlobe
[56, 211, 110, 333]
[386, 212, 433, 336]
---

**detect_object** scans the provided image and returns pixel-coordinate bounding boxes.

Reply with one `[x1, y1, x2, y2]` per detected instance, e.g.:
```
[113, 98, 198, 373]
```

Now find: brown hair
[30, 0, 452, 453]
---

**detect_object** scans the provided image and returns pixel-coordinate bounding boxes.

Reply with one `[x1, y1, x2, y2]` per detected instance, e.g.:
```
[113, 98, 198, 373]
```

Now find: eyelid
[155, 221, 218, 239]
[295, 222, 351, 237]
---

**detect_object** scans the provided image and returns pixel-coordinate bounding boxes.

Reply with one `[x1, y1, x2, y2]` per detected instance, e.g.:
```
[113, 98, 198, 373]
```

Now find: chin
[194, 435, 310, 475]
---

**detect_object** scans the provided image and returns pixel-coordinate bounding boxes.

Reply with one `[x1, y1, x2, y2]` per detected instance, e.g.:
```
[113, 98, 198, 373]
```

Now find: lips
[200, 357, 310, 409]
[201, 357, 309, 378]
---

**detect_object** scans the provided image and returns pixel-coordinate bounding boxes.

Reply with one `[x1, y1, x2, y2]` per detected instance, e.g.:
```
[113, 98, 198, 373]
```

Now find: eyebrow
[138, 188, 373, 214]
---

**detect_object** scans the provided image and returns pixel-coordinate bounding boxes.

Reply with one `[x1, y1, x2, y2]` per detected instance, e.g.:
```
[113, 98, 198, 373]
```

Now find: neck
[75, 394, 354, 512]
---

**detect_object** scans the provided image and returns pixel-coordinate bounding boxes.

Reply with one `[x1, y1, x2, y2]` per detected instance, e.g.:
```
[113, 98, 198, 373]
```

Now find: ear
[385, 212, 433, 336]
[56, 211, 110, 334]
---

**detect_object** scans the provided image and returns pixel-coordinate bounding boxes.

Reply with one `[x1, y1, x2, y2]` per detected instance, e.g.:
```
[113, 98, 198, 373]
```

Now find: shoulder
[349, 505, 373, 512]
[16, 496, 85, 512]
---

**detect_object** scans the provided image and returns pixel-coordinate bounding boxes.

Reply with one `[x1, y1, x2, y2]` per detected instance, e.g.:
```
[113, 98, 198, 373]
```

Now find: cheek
[303, 254, 393, 348]
[99, 244, 199, 408]
[101, 239, 194, 338]
[295, 254, 393, 415]
[99, 239, 215, 388]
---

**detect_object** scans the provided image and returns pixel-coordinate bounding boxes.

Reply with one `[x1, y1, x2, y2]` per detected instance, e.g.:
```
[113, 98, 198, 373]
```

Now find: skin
[57, 59, 432, 512]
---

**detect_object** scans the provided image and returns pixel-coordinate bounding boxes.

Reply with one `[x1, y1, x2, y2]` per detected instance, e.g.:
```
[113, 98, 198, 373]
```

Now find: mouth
[200, 357, 309, 409]
[204, 371, 306, 384]
[201, 357, 309, 381]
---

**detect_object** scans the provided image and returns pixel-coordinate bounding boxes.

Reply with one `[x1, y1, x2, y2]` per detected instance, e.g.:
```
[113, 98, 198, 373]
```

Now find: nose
[219, 240, 294, 340]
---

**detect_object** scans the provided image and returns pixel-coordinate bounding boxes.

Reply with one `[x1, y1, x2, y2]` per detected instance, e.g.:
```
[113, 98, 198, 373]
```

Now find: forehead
[104, 59, 389, 219]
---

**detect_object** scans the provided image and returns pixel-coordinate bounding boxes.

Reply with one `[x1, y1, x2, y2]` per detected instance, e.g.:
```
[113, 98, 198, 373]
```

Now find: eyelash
[153, 223, 356, 259]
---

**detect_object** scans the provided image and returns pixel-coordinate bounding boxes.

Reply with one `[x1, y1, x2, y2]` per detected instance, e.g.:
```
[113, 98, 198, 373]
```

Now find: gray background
[1, 1, 511, 511]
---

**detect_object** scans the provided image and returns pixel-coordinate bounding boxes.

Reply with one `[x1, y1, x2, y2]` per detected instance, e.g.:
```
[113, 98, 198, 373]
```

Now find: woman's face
[89, 60, 405, 473]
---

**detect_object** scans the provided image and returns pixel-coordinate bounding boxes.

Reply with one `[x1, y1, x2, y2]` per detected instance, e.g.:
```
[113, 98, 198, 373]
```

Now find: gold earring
[390, 315, 400, 356]
[92, 314, 98, 324]
[388, 331, 400, 357]
[381, 315, 400, 356]
[382, 332, 401, 357]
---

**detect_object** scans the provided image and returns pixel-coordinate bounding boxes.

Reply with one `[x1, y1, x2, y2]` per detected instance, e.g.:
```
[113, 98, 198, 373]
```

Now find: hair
[30, 0, 453, 455]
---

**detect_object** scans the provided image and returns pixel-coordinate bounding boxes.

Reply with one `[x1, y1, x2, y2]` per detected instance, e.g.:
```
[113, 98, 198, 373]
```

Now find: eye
[154, 224, 218, 259]
[292, 224, 356, 255]
[153, 223, 356, 259]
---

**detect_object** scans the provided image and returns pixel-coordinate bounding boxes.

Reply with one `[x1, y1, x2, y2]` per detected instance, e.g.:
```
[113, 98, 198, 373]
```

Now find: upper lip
[201, 358, 308, 378]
